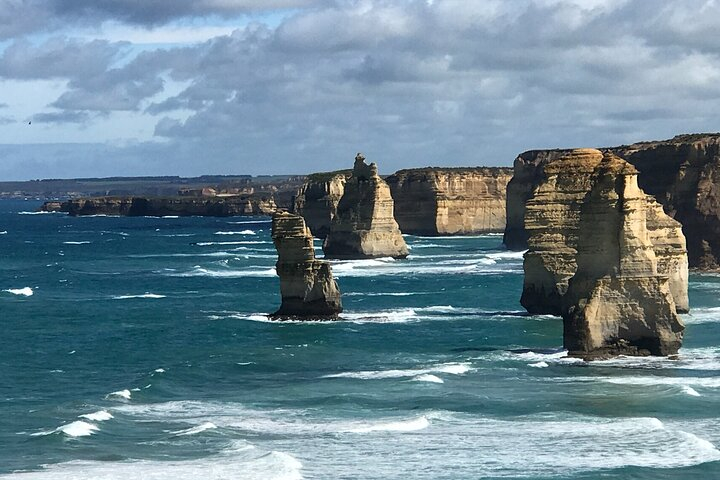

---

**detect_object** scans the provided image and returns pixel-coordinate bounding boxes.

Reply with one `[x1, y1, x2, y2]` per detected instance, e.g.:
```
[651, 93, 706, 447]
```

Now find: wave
[214, 230, 257, 235]
[31, 420, 99, 438]
[171, 266, 276, 278]
[348, 416, 430, 433]
[172, 422, 218, 436]
[4, 287, 33, 297]
[322, 362, 472, 380]
[106, 389, 131, 401]
[194, 241, 269, 246]
[113, 293, 166, 300]
[79, 410, 113, 421]
[4, 444, 303, 480]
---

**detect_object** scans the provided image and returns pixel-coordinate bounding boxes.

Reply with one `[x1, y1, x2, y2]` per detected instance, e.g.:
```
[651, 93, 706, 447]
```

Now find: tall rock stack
[386, 167, 513, 235]
[292, 170, 351, 238]
[517, 149, 689, 315]
[323, 154, 409, 259]
[561, 152, 684, 358]
[271, 211, 342, 318]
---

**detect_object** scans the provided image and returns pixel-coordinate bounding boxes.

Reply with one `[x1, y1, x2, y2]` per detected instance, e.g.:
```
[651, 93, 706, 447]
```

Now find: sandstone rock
[560, 152, 684, 358]
[520, 149, 689, 315]
[505, 134, 720, 271]
[292, 170, 351, 238]
[41, 195, 277, 217]
[270, 211, 342, 318]
[323, 154, 409, 259]
[386, 167, 513, 235]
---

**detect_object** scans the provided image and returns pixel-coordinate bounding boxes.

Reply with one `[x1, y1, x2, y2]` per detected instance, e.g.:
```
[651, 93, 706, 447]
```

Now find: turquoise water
[1, 199, 719, 479]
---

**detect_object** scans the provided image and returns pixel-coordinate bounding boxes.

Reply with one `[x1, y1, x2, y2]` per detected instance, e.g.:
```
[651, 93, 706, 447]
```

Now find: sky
[0, 0, 719, 180]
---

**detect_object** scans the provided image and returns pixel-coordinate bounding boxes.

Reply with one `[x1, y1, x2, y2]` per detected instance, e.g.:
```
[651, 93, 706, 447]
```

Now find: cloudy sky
[0, 0, 718, 179]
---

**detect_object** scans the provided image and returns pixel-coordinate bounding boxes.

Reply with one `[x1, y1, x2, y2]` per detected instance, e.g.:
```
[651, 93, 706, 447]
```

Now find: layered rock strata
[521, 149, 689, 315]
[559, 152, 684, 358]
[505, 134, 720, 270]
[323, 154, 409, 259]
[292, 170, 352, 238]
[270, 211, 342, 318]
[40, 195, 276, 216]
[385, 168, 513, 235]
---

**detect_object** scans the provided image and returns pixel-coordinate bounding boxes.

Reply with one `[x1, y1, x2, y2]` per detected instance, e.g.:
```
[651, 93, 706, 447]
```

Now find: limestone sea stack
[559, 152, 684, 358]
[521, 149, 689, 315]
[505, 134, 720, 271]
[323, 154, 409, 259]
[385, 167, 513, 235]
[292, 170, 352, 238]
[270, 211, 342, 318]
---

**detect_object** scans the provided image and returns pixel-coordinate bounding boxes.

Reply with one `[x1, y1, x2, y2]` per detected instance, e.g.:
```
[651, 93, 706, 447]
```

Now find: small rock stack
[271, 211, 342, 318]
[323, 153, 408, 259]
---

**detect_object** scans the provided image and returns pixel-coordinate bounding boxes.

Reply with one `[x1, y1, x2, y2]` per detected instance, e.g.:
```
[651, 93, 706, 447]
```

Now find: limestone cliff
[505, 134, 720, 270]
[323, 154, 409, 259]
[270, 211, 342, 318]
[560, 152, 684, 358]
[292, 170, 351, 238]
[385, 167, 513, 235]
[521, 149, 689, 315]
[40, 195, 276, 217]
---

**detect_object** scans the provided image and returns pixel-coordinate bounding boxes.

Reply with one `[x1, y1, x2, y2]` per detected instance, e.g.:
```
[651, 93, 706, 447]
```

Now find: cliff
[323, 154, 409, 259]
[385, 167, 513, 235]
[505, 133, 720, 270]
[521, 149, 689, 315]
[270, 211, 342, 318]
[558, 151, 684, 358]
[292, 170, 352, 238]
[39, 195, 276, 217]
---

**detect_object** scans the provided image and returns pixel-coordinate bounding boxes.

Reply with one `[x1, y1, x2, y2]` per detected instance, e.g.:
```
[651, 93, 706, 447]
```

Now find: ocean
[1, 198, 719, 479]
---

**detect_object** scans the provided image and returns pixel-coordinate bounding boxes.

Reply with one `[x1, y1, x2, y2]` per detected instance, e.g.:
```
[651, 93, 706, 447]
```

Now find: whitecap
[106, 389, 131, 400]
[172, 422, 218, 436]
[4, 287, 33, 296]
[412, 374, 444, 383]
[214, 230, 256, 235]
[32, 420, 99, 438]
[79, 410, 113, 421]
[323, 362, 472, 380]
[113, 293, 166, 300]
[348, 416, 430, 433]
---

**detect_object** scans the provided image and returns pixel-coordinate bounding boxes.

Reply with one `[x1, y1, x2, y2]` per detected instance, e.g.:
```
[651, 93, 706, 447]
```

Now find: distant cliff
[292, 170, 352, 238]
[386, 167, 513, 235]
[40, 195, 276, 217]
[504, 133, 720, 270]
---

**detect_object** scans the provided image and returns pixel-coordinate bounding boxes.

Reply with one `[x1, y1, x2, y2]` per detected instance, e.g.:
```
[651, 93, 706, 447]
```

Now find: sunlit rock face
[505, 134, 720, 272]
[322, 154, 408, 259]
[271, 211, 342, 319]
[386, 167, 513, 236]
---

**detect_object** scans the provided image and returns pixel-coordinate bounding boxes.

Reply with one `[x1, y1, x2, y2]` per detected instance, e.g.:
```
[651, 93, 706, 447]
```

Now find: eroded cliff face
[323, 154, 408, 259]
[40, 196, 276, 216]
[559, 152, 684, 358]
[386, 168, 513, 235]
[521, 149, 689, 315]
[292, 170, 351, 238]
[270, 211, 342, 318]
[505, 134, 720, 270]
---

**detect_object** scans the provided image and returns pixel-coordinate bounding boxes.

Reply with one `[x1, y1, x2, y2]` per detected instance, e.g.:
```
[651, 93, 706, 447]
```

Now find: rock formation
[270, 211, 342, 318]
[558, 151, 684, 358]
[505, 133, 720, 271]
[292, 170, 352, 238]
[323, 154, 409, 259]
[521, 149, 689, 315]
[39, 195, 277, 217]
[385, 167, 513, 235]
